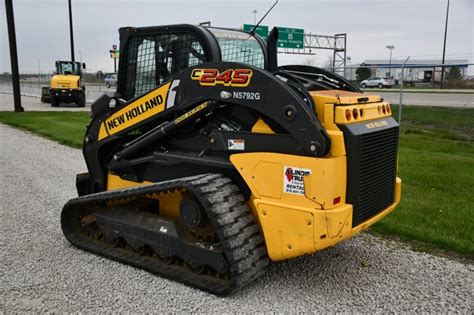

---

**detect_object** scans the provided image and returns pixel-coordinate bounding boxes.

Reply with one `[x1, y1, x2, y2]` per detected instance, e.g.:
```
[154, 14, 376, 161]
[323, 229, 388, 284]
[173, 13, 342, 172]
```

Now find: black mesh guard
[339, 117, 399, 227]
[119, 32, 206, 100]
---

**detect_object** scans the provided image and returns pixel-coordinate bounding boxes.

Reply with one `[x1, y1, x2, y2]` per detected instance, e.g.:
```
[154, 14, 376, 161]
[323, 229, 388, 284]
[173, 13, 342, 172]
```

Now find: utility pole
[386, 45, 395, 78]
[38, 58, 41, 88]
[5, 0, 24, 112]
[440, 0, 450, 88]
[68, 0, 75, 61]
[252, 9, 257, 24]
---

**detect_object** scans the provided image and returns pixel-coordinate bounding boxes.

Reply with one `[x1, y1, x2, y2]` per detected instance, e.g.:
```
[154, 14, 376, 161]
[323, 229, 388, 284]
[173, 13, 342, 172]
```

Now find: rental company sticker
[228, 139, 245, 150]
[284, 166, 311, 195]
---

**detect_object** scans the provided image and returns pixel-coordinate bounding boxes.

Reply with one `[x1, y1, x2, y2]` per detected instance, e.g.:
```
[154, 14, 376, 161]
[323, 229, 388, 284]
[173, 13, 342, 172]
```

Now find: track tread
[61, 173, 269, 295]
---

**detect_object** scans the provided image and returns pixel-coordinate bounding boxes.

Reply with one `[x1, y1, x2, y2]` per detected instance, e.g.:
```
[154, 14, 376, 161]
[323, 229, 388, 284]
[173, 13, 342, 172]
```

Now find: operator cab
[117, 25, 268, 100]
[116, 24, 357, 101]
[55, 61, 86, 76]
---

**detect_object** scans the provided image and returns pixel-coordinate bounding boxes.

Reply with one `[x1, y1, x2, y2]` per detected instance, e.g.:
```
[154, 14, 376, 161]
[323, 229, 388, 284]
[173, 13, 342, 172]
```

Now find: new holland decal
[98, 82, 170, 140]
[106, 95, 163, 130]
[191, 68, 252, 87]
[283, 166, 311, 195]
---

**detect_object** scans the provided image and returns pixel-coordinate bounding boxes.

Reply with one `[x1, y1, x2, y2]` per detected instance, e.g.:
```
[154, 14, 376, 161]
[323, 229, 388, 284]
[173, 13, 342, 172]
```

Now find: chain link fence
[323, 63, 474, 141]
[0, 71, 115, 103]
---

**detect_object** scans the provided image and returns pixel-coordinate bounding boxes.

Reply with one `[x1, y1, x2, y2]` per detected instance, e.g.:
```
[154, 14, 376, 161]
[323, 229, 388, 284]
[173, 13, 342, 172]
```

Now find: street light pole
[5, 0, 24, 112]
[68, 0, 75, 62]
[440, 0, 450, 88]
[386, 45, 395, 78]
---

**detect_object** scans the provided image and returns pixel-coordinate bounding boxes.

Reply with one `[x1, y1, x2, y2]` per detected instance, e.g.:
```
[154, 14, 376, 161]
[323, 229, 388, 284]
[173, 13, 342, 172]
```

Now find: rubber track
[61, 173, 269, 295]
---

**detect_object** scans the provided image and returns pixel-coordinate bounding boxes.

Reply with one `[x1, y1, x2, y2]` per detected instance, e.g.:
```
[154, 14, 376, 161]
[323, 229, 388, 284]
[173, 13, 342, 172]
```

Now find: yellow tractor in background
[42, 60, 86, 107]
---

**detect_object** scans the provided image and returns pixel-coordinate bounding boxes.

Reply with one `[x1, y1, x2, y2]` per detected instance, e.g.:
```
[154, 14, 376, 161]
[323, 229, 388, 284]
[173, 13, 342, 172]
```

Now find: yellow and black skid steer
[61, 25, 401, 295]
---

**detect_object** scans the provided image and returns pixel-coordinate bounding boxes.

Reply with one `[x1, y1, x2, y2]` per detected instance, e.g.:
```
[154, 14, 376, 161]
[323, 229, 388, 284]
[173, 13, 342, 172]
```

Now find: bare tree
[323, 56, 334, 70]
[303, 56, 317, 66]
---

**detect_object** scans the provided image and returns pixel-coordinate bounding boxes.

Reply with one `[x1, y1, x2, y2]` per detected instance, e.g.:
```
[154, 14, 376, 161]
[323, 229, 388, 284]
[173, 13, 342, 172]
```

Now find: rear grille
[340, 118, 399, 227]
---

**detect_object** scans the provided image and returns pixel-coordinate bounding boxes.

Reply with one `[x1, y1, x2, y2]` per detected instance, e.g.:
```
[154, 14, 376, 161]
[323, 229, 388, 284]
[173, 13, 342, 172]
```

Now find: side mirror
[82, 63, 86, 69]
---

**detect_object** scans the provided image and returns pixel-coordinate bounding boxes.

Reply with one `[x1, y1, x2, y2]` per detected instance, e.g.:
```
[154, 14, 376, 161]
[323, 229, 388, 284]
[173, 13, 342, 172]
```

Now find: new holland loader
[61, 25, 401, 295]
[42, 60, 86, 107]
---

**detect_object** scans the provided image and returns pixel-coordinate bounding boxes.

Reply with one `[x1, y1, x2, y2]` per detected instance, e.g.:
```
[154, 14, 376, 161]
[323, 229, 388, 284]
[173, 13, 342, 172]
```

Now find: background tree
[303, 57, 317, 66]
[446, 66, 462, 81]
[323, 56, 334, 70]
[356, 66, 371, 81]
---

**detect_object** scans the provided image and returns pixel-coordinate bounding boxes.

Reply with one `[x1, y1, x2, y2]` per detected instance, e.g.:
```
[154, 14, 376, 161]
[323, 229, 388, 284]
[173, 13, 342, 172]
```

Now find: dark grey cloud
[1, 0, 472, 73]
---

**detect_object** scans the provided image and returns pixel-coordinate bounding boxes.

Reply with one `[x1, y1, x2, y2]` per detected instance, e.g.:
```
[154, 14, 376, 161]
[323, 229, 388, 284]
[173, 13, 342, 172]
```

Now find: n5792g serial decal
[233, 91, 261, 100]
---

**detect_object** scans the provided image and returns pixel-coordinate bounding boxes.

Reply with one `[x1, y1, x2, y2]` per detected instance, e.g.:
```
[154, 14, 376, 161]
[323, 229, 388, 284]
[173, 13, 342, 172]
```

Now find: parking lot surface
[0, 124, 473, 312]
[0, 93, 90, 112]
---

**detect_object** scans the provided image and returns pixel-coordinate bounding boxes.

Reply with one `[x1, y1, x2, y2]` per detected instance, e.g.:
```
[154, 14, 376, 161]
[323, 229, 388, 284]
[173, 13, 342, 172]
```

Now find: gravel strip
[0, 124, 472, 313]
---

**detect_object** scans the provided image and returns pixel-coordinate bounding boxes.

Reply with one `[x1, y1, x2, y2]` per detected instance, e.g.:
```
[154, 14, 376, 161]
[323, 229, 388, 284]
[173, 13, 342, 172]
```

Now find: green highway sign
[277, 27, 304, 49]
[243, 24, 269, 40]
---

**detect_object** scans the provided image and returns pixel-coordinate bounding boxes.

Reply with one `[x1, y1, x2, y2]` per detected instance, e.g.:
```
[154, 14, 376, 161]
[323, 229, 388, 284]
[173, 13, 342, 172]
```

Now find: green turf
[391, 105, 473, 140]
[0, 108, 473, 256]
[0, 111, 89, 148]
[370, 129, 474, 256]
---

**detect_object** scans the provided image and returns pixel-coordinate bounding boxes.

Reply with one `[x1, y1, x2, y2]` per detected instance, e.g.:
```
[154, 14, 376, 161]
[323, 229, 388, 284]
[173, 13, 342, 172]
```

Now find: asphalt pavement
[0, 124, 472, 312]
[1, 84, 473, 110]
[372, 91, 473, 107]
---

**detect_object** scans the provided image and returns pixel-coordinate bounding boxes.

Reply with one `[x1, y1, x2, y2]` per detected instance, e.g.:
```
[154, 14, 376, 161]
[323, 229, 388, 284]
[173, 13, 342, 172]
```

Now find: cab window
[123, 32, 208, 99]
[207, 28, 265, 69]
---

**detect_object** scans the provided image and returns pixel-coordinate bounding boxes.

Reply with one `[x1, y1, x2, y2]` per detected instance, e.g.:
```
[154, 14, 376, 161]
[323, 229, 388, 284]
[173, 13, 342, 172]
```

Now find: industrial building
[350, 59, 470, 83]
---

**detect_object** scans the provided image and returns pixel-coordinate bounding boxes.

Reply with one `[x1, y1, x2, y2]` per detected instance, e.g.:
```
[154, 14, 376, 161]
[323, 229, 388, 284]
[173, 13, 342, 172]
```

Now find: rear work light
[352, 108, 359, 120]
[345, 109, 352, 121]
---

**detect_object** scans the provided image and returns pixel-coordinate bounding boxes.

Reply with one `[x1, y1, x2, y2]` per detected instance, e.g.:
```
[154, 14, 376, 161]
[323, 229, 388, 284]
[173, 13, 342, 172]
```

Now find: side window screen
[135, 38, 156, 97]
[120, 32, 207, 100]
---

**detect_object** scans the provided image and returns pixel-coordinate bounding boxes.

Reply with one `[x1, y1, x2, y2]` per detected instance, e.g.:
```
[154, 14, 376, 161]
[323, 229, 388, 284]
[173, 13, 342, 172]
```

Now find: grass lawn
[0, 107, 473, 257]
[371, 128, 474, 256]
[0, 111, 89, 148]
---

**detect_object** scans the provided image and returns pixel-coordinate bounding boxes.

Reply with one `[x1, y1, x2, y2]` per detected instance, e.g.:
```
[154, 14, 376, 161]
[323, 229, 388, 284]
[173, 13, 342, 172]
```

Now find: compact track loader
[61, 25, 401, 295]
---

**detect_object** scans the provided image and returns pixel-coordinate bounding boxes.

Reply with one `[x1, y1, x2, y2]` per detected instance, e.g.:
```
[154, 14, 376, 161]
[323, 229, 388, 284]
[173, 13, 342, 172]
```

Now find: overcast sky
[1, 0, 472, 73]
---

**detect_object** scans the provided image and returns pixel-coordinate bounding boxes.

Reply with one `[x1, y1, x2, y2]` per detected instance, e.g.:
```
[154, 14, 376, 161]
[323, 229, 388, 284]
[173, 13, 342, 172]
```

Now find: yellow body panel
[50, 74, 80, 89]
[231, 153, 346, 210]
[230, 152, 401, 261]
[251, 118, 274, 134]
[334, 103, 391, 124]
[310, 90, 381, 107]
[107, 173, 181, 219]
[98, 82, 171, 140]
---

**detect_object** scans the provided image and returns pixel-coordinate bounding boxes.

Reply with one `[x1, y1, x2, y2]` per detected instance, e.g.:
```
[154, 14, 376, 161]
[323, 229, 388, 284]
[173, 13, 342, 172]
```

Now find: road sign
[243, 24, 269, 40]
[112, 44, 117, 50]
[109, 49, 120, 59]
[277, 27, 304, 49]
